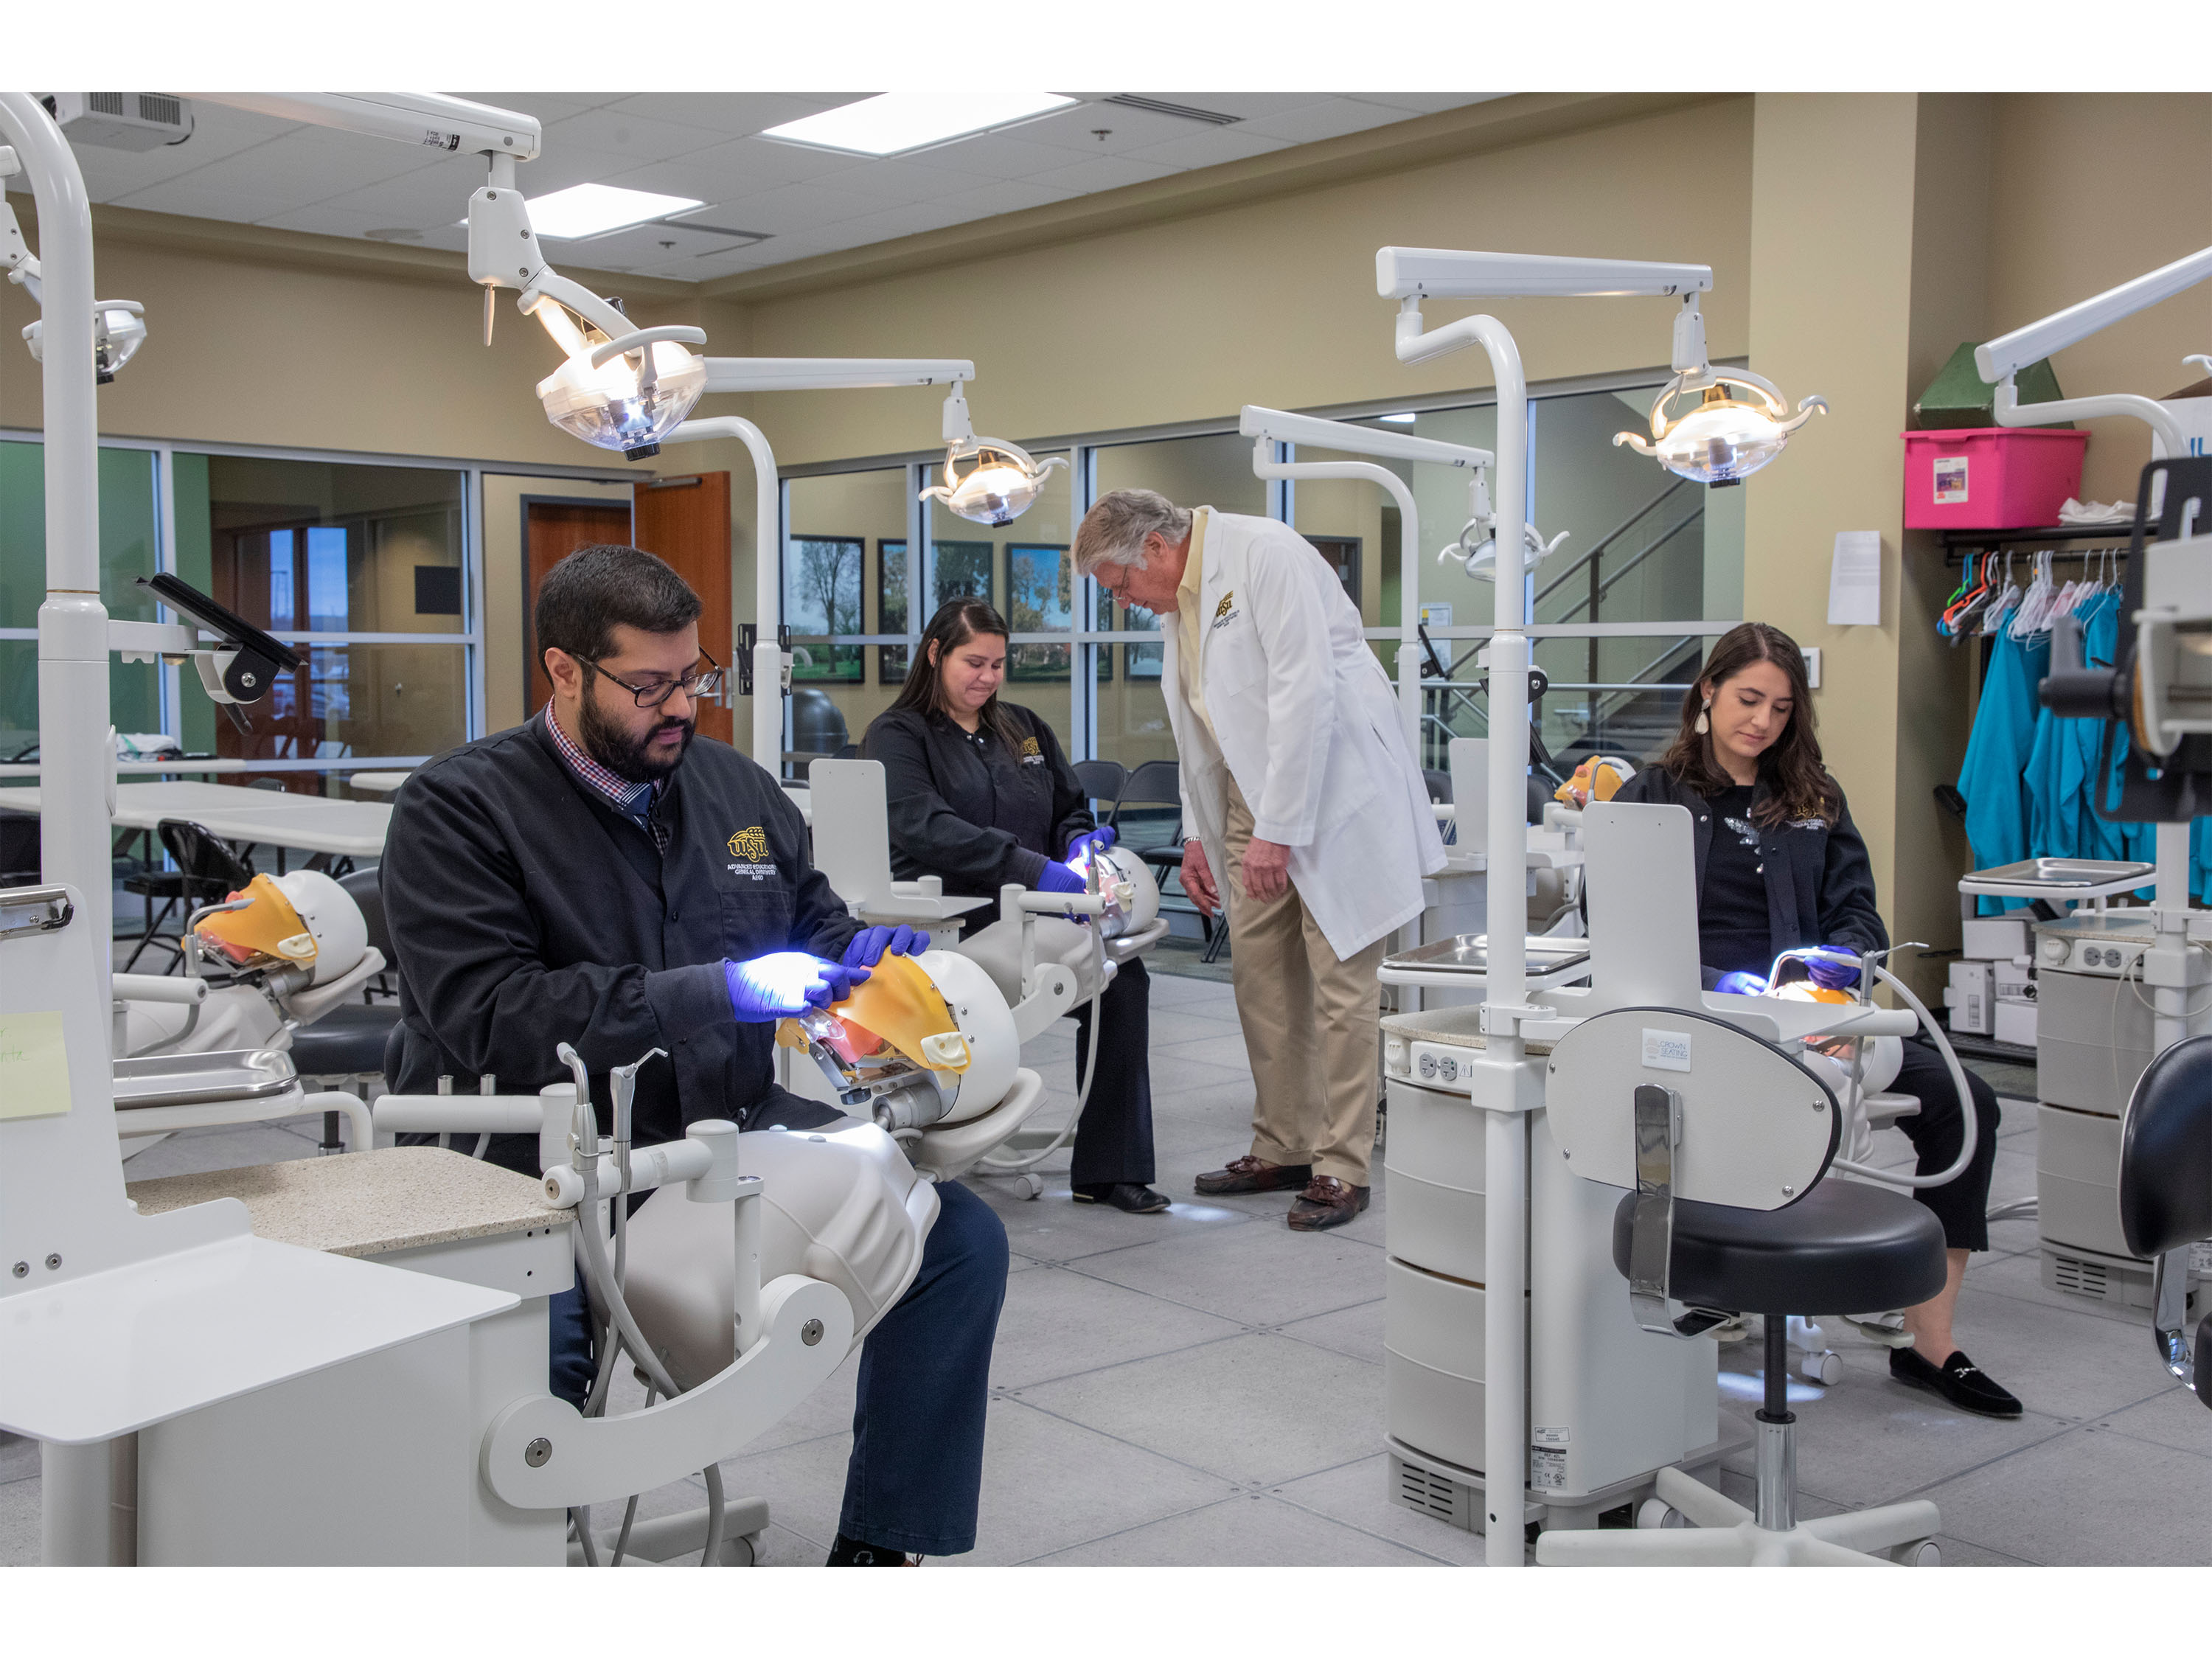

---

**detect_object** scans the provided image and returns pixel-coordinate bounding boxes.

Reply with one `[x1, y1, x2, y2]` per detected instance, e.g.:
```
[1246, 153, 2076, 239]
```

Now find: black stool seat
[1613, 1179, 1947, 1315]
[290, 1002, 402, 1077]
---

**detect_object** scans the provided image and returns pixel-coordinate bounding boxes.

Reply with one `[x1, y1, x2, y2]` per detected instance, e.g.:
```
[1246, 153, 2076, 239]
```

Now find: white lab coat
[1162, 509, 1447, 959]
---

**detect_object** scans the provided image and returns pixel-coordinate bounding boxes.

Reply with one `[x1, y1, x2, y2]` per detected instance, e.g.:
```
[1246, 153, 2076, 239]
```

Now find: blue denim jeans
[549, 1175, 1008, 1557]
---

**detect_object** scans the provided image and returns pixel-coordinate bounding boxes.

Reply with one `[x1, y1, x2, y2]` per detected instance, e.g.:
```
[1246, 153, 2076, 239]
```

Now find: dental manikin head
[1074, 489, 1192, 618]
[535, 544, 720, 783]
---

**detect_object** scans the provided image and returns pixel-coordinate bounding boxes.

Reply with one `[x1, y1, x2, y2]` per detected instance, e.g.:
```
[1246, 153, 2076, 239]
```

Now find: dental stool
[1537, 1006, 1949, 1566]
[2118, 1034, 2212, 1411]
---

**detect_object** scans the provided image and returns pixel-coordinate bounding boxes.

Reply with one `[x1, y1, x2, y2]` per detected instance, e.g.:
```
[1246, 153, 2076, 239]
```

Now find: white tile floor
[5, 967, 2206, 1566]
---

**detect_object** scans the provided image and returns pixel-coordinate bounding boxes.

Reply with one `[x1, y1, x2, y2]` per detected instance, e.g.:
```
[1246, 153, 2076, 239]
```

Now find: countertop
[127, 1146, 568, 1259]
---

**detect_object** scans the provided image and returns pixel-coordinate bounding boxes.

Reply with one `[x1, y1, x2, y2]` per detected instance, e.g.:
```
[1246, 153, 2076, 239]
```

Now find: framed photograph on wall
[786, 534, 863, 684]
[877, 538, 910, 684]
[930, 539, 995, 613]
[1006, 543, 1071, 683]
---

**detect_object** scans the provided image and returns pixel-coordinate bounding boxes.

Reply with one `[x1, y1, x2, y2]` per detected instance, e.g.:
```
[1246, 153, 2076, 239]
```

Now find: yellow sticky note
[0, 1011, 73, 1120]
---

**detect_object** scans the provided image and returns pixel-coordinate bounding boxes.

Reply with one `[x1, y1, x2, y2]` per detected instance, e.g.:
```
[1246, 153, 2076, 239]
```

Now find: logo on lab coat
[1018, 736, 1043, 765]
[727, 826, 769, 860]
[1210, 591, 1239, 630]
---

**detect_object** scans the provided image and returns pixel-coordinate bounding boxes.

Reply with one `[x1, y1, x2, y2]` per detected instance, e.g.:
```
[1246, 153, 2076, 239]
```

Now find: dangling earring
[1694, 699, 1711, 736]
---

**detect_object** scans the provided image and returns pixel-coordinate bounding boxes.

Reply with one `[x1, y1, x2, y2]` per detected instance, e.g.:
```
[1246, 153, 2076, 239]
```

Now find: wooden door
[633, 472, 734, 746]
[523, 497, 633, 720]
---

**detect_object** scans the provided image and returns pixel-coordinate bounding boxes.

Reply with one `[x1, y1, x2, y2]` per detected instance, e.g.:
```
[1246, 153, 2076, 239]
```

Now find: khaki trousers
[1221, 775, 1388, 1186]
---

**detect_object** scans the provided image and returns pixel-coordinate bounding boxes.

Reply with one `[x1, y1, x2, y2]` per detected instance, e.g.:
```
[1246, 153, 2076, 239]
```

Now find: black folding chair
[1112, 759, 1225, 964]
[1072, 759, 1127, 821]
[123, 819, 255, 972]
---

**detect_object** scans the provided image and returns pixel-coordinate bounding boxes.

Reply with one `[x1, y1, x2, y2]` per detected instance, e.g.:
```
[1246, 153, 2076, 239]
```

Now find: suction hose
[978, 926, 1109, 1176]
[1824, 963, 1978, 1189]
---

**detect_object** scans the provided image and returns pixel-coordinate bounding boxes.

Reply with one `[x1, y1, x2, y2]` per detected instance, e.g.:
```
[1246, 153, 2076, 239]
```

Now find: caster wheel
[1890, 1539, 1941, 1567]
[1020, 1175, 1044, 1200]
[721, 1531, 760, 1567]
[1801, 1350, 1843, 1387]
[1635, 1498, 1686, 1530]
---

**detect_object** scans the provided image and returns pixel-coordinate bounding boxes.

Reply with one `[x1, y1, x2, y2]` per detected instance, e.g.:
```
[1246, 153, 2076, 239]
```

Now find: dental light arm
[4, 145, 147, 380]
[1977, 242, 2212, 454]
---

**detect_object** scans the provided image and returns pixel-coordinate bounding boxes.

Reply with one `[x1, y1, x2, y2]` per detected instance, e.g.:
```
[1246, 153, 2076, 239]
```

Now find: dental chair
[2118, 1034, 2212, 1409]
[1537, 1006, 1950, 1565]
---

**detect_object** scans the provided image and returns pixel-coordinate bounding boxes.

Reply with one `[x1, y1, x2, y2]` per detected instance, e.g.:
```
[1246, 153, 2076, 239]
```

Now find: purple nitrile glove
[1037, 861, 1087, 895]
[1805, 950, 1861, 991]
[1714, 970, 1769, 997]
[723, 952, 864, 1022]
[1064, 826, 1117, 866]
[844, 924, 922, 970]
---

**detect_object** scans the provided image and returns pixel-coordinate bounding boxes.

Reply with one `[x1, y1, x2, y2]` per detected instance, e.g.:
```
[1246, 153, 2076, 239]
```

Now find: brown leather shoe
[1287, 1175, 1370, 1231]
[1194, 1155, 1312, 1196]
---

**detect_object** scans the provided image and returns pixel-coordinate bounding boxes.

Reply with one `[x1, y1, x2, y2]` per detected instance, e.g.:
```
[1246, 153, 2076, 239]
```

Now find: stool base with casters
[1540, 1313, 1941, 1567]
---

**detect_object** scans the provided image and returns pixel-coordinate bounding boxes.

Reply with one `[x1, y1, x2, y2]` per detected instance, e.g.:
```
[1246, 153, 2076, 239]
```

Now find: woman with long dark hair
[1606, 622, 2017, 1419]
[863, 599, 1166, 1214]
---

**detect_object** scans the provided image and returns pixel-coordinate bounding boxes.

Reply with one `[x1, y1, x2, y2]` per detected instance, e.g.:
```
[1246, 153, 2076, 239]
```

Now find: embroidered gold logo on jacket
[1214, 591, 1234, 621]
[726, 826, 769, 860]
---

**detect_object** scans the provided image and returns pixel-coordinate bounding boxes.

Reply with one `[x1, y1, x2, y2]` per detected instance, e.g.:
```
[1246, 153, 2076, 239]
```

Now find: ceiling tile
[303, 161, 491, 227]
[552, 218, 771, 268]
[1024, 154, 1183, 195]
[1236, 99, 1428, 144]
[107, 179, 304, 224]
[708, 181, 885, 232]
[600, 93, 865, 136]
[1001, 102, 1206, 156]
[1137, 94, 1335, 120]
[161, 128, 449, 210]
[1347, 92, 1506, 114]
[451, 93, 618, 123]
[253, 204, 425, 240]
[538, 108, 734, 166]
[894, 131, 1083, 181]
[929, 178, 1082, 219]
[802, 156, 999, 204]
[66, 102, 304, 201]
[1119, 128, 1295, 170]
[600, 137, 866, 201]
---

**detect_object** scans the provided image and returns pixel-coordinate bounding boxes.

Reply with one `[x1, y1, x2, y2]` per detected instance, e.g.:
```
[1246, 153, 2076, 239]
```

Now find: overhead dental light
[919, 383, 1066, 526]
[4, 150, 147, 381]
[1612, 296, 1826, 485]
[522, 294, 706, 460]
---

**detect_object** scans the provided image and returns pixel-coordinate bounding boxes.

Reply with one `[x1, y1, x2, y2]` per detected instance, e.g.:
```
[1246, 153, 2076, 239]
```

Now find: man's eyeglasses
[1096, 566, 1134, 601]
[580, 649, 723, 709]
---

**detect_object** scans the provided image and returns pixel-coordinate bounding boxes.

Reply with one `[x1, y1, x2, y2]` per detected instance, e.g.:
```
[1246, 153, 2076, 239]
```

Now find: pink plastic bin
[1902, 426, 2087, 530]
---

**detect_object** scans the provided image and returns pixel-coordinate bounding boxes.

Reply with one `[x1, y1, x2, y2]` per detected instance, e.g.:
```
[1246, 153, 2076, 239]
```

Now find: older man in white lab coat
[1073, 490, 1445, 1229]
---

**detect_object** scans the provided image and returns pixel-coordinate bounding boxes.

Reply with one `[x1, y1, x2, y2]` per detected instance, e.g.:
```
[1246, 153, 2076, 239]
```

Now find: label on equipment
[1531, 1446, 1567, 1492]
[1641, 1028, 1694, 1073]
[2191, 1242, 2212, 1276]
[1934, 456, 1969, 504]
[1533, 1425, 1570, 1446]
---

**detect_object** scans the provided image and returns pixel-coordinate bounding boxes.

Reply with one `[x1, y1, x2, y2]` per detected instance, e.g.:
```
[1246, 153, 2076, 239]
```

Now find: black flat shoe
[1890, 1346, 2023, 1418]
[1072, 1182, 1171, 1214]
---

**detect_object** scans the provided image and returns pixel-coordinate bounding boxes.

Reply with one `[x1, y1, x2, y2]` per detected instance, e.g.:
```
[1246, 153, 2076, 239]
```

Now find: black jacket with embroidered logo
[863, 703, 1093, 902]
[380, 710, 860, 1165]
[1607, 764, 1888, 988]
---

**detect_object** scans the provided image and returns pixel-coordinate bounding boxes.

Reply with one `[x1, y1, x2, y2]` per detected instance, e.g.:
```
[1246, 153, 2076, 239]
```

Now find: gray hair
[1073, 489, 1192, 575]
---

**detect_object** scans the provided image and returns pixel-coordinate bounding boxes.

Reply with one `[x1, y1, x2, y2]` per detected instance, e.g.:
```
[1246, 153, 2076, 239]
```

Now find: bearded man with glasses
[381, 543, 1008, 1566]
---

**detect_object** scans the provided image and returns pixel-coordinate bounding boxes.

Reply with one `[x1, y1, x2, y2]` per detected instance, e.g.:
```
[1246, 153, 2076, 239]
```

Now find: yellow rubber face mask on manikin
[1555, 755, 1635, 806]
[195, 872, 317, 970]
[774, 951, 973, 1074]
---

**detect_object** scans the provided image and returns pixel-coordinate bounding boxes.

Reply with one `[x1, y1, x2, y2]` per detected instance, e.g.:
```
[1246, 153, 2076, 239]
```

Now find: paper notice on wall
[1827, 532, 1882, 626]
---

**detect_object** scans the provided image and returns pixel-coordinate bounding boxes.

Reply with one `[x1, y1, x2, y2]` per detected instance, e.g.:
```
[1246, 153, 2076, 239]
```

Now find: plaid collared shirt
[546, 703, 667, 850]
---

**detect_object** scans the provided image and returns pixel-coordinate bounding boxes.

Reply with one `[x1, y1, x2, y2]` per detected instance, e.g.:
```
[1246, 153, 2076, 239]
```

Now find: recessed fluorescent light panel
[523, 184, 706, 240]
[1377, 411, 1419, 424]
[762, 92, 1078, 157]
